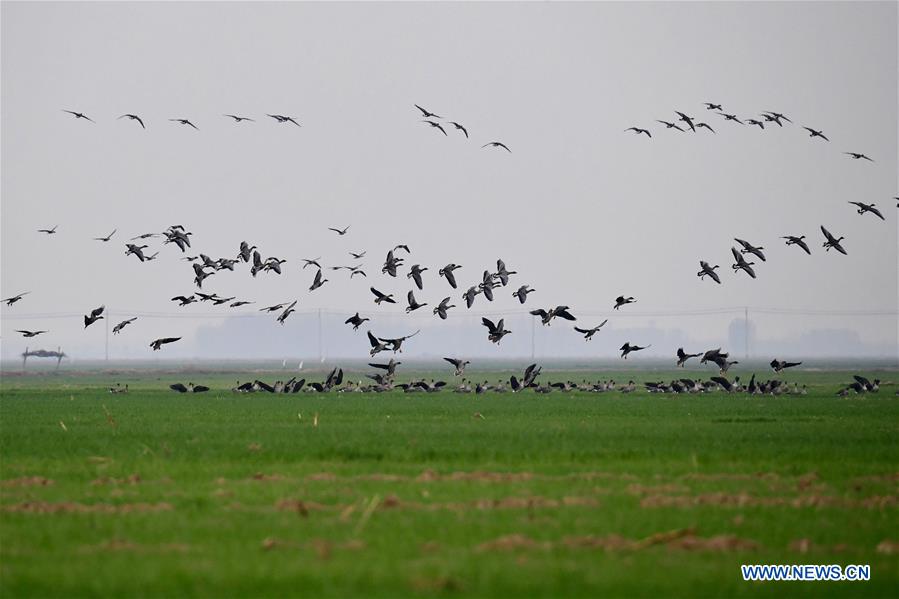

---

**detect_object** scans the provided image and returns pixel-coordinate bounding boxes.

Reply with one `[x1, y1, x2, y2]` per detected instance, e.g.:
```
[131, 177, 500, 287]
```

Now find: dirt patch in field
[2, 501, 173, 514]
[681, 472, 780, 482]
[668, 535, 758, 552]
[876, 540, 899, 555]
[275, 498, 332, 514]
[410, 576, 463, 592]
[640, 492, 897, 509]
[478, 529, 758, 553]
[476, 534, 549, 552]
[306, 473, 338, 481]
[251, 472, 286, 482]
[1, 476, 54, 487]
[80, 539, 189, 553]
[627, 483, 689, 496]
[91, 474, 141, 486]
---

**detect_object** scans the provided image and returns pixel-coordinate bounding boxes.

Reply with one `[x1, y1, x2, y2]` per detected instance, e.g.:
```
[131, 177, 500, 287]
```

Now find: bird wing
[481, 317, 497, 332]
[367, 331, 380, 347]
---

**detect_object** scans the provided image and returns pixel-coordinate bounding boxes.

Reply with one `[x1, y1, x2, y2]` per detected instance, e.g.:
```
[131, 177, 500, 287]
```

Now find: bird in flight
[150, 337, 181, 351]
[745, 119, 765, 130]
[16, 330, 47, 338]
[625, 127, 651, 138]
[328, 226, 350, 235]
[38, 225, 58, 235]
[349, 251, 366, 259]
[695, 122, 715, 133]
[697, 261, 721, 284]
[407, 264, 428, 290]
[656, 120, 684, 132]
[848, 202, 884, 221]
[170, 118, 199, 130]
[414, 104, 441, 119]
[277, 301, 298, 325]
[267, 114, 301, 127]
[574, 320, 608, 341]
[770, 359, 802, 373]
[512, 285, 534, 304]
[118, 114, 146, 129]
[301, 257, 322, 270]
[704, 102, 723, 111]
[112, 317, 138, 334]
[613, 296, 636, 310]
[481, 318, 511, 344]
[844, 152, 873, 162]
[450, 122, 468, 138]
[482, 141, 511, 152]
[309, 269, 328, 291]
[676, 348, 703, 367]
[422, 120, 447, 136]
[731, 247, 757, 279]
[405, 290, 428, 313]
[820, 226, 847, 255]
[433, 297, 455, 320]
[803, 126, 829, 141]
[620, 342, 650, 359]
[94, 229, 117, 242]
[84, 305, 105, 328]
[2, 292, 30, 306]
[762, 111, 792, 125]
[734, 238, 766, 262]
[370, 287, 396, 305]
[674, 111, 696, 132]
[717, 113, 743, 124]
[782, 235, 811, 255]
[62, 110, 95, 122]
[224, 114, 255, 122]
[444, 357, 470, 376]
[439, 264, 461, 289]
[344, 313, 370, 331]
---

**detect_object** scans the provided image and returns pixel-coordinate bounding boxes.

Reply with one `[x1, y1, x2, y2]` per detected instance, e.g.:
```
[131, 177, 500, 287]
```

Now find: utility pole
[744, 306, 749, 360]
[105, 308, 110, 362]
[531, 317, 536, 361]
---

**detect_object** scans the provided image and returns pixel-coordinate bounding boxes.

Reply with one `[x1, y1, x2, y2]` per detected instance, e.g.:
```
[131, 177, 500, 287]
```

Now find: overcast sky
[1, 1, 896, 360]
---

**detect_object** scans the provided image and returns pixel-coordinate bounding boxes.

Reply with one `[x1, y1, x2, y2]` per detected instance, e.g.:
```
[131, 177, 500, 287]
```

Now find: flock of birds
[3, 103, 895, 395]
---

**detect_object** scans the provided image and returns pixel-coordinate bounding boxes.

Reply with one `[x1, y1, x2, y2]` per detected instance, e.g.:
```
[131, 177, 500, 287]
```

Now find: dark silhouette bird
[704, 103, 723, 111]
[379, 330, 420, 353]
[620, 342, 650, 359]
[301, 257, 322, 270]
[462, 286, 481, 309]
[482, 141, 511, 152]
[172, 295, 197, 306]
[844, 152, 873, 162]
[407, 264, 428, 290]
[367, 331, 391, 356]
[329, 226, 350, 235]
[745, 119, 765, 129]
[676, 348, 702, 367]
[277, 301, 297, 325]
[675, 111, 696, 132]
[94, 229, 116, 242]
[267, 114, 301, 127]
[170, 383, 188, 393]
[62, 109, 95, 122]
[574, 320, 608, 341]
[345, 313, 369, 331]
[423, 120, 447, 135]
[433, 297, 455, 320]
[697, 261, 721, 284]
[83, 305, 105, 328]
[189, 383, 209, 393]
[783, 235, 811, 255]
[731, 247, 756, 279]
[530, 306, 576, 326]
[349, 251, 366, 259]
[150, 337, 181, 351]
[735, 238, 766, 262]
[405, 290, 428, 313]
[224, 114, 255, 122]
[2, 292, 30, 306]
[450, 122, 468, 138]
[820, 226, 847, 255]
[614, 296, 636, 310]
[230, 300, 254, 308]
[444, 357, 470, 376]
[763, 111, 792, 125]
[118, 114, 145, 129]
[112, 317, 138, 334]
[625, 127, 651, 138]
[439, 264, 461, 288]
[125, 243, 148, 262]
[212, 296, 236, 306]
[370, 287, 396, 305]
[309, 269, 328, 291]
[16, 330, 47, 338]
[656, 120, 685, 131]
[495, 259, 516, 286]
[512, 285, 534, 304]
[770, 359, 802, 373]
[717, 113, 743, 124]
[848, 202, 884, 220]
[382, 250, 404, 277]
[803, 126, 829, 141]
[759, 113, 785, 127]
[414, 104, 442, 119]
[696, 122, 715, 133]
[170, 118, 199, 130]
[481, 318, 511, 344]
[260, 302, 290, 313]
[38, 225, 57, 234]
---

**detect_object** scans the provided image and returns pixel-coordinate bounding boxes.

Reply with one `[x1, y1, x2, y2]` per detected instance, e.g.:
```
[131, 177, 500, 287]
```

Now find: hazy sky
[2, 1, 897, 360]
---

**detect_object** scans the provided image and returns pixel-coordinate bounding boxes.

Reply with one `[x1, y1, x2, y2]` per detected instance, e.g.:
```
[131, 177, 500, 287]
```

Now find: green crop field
[2, 369, 898, 598]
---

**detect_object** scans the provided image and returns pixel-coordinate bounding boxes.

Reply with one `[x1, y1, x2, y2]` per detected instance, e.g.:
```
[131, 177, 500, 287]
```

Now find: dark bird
[844, 152, 873, 162]
[423, 120, 447, 135]
[770, 359, 802, 373]
[462, 286, 480, 309]
[170, 383, 188, 393]
[704, 103, 723, 111]
[38, 225, 58, 234]
[170, 118, 199, 130]
[118, 114, 146, 129]
[407, 264, 428, 290]
[433, 297, 455, 320]
[94, 229, 117, 242]
[62, 109, 95, 123]
[530, 306, 576, 326]
[450, 122, 468, 138]
[625, 127, 651, 138]
[190, 383, 209, 393]
[367, 331, 391, 356]
[224, 114, 255, 122]
[212, 296, 236, 306]
[16, 330, 47, 338]
[676, 348, 703, 367]
[230, 300, 255, 308]
[83, 305, 105, 328]
[481, 318, 511, 344]
[405, 290, 428, 313]
[2, 292, 30, 306]
[150, 337, 181, 351]
[125, 243, 148, 262]
[444, 357, 470, 376]
[731, 247, 756, 279]
[620, 342, 650, 359]
[613, 296, 636, 310]
[172, 295, 197, 306]
[848, 202, 884, 220]
[697, 260, 721, 284]
[745, 119, 765, 129]
[439, 264, 461, 289]
[717, 113, 743, 124]
[763, 111, 792, 124]
[382, 250, 404, 277]
[260, 302, 290, 313]
[734, 238, 766, 262]
[759, 113, 785, 127]
[112, 317, 138, 334]
[349, 251, 366, 259]
[371, 287, 396, 305]
[301, 257, 322, 270]
[803, 126, 829, 141]
[277, 301, 297, 325]
[329, 226, 350, 235]
[267, 114, 301, 127]
[414, 104, 441, 118]
[783, 235, 811, 255]
[574, 320, 608, 341]
[674, 111, 696, 132]
[656, 120, 685, 131]
[309, 269, 328, 291]
[482, 141, 511, 152]
[345, 313, 369, 331]
[512, 285, 534, 304]
[695, 122, 715, 133]
[495, 259, 517, 286]
[379, 330, 420, 353]
[820, 226, 847, 255]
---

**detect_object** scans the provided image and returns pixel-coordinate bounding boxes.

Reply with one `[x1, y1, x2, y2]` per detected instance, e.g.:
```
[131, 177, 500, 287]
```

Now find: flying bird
[414, 104, 442, 119]
[717, 113, 743, 124]
[433, 297, 455, 320]
[512, 285, 534, 304]
[169, 118, 199, 130]
[38, 225, 58, 234]
[625, 127, 651, 138]
[695, 122, 715, 133]
[770, 359, 802, 373]
[704, 103, 723, 111]
[745, 119, 765, 129]
[674, 111, 696, 132]
[62, 110, 95, 122]
[848, 202, 884, 220]
[439, 264, 461, 289]
[172, 295, 197, 306]
[844, 152, 873, 162]
[370, 287, 396, 305]
[676, 348, 703, 367]
[94, 229, 117, 242]
[16, 330, 47, 338]
[405, 290, 428, 313]
[2, 292, 30, 306]
[422, 120, 447, 135]
[118, 114, 145, 129]
[277, 301, 298, 325]
[620, 342, 650, 359]
[574, 320, 608, 341]
[224, 114, 255, 122]
[731, 247, 756, 279]
[407, 264, 428, 290]
[309, 269, 328, 291]
[481, 317, 511, 344]
[782, 235, 811, 255]
[450, 122, 468, 138]
[267, 114, 301, 127]
[656, 120, 685, 131]
[803, 126, 829, 141]
[482, 141, 511, 152]
[444, 358, 470, 376]
[349, 251, 366, 259]
[345, 313, 370, 331]
[328, 226, 350, 235]
[150, 337, 181, 351]
[613, 296, 636, 310]
[697, 261, 721, 284]
[112, 317, 138, 334]
[734, 238, 766, 262]
[820, 226, 847, 255]
[83, 305, 105, 328]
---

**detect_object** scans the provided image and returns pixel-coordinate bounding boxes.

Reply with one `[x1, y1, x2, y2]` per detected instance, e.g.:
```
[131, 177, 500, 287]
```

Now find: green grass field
[2, 368, 898, 597]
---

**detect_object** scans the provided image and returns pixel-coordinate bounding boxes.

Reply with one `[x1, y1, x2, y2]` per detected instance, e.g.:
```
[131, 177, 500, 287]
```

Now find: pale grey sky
[2, 1, 897, 360]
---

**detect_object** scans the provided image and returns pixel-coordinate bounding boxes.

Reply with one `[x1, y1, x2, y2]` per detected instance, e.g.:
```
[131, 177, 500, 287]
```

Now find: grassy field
[1, 368, 898, 597]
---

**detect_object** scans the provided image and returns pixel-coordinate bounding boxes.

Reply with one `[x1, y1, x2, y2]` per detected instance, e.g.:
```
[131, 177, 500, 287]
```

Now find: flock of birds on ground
[3, 103, 896, 394]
